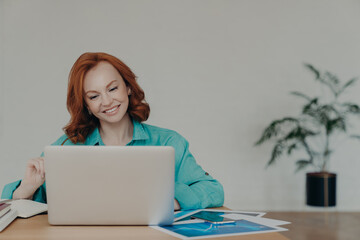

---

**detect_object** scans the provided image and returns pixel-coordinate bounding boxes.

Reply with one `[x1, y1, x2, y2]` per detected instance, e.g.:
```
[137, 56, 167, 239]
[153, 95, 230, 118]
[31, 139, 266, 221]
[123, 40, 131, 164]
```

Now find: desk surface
[266, 212, 360, 240]
[3, 212, 359, 240]
[1, 213, 289, 240]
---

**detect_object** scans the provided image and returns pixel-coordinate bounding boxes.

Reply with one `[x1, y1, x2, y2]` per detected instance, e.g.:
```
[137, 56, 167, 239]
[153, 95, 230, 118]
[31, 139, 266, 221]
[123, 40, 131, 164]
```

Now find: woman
[1, 52, 224, 210]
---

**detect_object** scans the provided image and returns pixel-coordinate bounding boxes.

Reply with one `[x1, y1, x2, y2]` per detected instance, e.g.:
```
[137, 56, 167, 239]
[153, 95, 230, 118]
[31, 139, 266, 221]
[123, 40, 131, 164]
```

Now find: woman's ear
[127, 87, 132, 96]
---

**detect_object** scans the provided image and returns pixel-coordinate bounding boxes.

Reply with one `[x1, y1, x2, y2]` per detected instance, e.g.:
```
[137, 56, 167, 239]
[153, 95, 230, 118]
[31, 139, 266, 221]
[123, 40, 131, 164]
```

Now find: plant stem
[322, 131, 330, 172]
[301, 138, 315, 168]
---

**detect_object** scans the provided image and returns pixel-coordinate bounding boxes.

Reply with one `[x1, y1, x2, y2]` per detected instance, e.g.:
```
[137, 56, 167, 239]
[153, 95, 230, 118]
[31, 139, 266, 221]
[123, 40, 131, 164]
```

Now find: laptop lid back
[44, 146, 174, 225]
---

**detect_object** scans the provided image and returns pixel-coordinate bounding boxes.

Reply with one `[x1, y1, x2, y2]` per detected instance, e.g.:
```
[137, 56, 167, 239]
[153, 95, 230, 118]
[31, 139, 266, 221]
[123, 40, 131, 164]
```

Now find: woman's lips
[103, 105, 120, 115]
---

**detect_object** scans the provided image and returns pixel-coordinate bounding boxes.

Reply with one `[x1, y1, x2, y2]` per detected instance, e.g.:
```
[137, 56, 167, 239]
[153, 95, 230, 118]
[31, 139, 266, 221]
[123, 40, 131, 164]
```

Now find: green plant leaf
[255, 117, 299, 145]
[266, 141, 285, 167]
[326, 117, 346, 134]
[284, 126, 318, 141]
[321, 105, 341, 123]
[304, 103, 342, 127]
[325, 71, 340, 86]
[295, 159, 311, 172]
[302, 98, 318, 112]
[304, 63, 320, 79]
[342, 103, 360, 115]
[302, 98, 321, 122]
[287, 143, 297, 155]
[304, 65, 338, 97]
[290, 91, 312, 101]
[338, 77, 358, 96]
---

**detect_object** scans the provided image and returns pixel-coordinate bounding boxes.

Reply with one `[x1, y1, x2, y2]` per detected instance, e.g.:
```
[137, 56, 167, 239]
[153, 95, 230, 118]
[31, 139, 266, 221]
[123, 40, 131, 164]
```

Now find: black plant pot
[306, 172, 336, 207]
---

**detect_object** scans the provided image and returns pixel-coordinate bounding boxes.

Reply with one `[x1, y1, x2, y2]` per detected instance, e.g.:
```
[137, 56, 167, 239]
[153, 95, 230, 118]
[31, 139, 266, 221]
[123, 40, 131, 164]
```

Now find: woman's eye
[89, 95, 98, 100]
[109, 87, 118, 92]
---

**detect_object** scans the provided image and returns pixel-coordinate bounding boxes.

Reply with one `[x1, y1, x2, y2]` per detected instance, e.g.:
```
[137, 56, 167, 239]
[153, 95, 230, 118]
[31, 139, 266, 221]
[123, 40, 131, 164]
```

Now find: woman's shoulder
[141, 122, 181, 137]
[51, 134, 79, 146]
[140, 122, 187, 145]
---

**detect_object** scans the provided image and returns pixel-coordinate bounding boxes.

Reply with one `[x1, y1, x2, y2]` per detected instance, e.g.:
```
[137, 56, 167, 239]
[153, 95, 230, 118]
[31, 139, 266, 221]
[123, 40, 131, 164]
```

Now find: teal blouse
[1, 120, 224, 210]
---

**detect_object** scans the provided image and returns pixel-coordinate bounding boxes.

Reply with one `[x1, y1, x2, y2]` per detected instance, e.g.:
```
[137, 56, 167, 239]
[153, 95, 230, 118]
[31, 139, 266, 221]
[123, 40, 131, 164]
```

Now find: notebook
[44, 146, 175, 225]
[10, 199, 47, 218]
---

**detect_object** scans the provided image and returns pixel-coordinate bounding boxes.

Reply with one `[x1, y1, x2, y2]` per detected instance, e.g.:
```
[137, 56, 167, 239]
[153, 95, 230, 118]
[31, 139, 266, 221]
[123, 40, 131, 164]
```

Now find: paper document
[0, 199, 48, 218]
[175, 209, 265, 223]
[152, 219, 287, 239]
[152, 209, 289, 239]
[222, 214, 290, 226]
[9, 199, 47, 218]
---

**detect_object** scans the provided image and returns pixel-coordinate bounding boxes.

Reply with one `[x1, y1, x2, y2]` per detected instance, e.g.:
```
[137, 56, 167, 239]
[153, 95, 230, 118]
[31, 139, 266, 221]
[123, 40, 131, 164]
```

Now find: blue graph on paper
[161, 219, 276, 238]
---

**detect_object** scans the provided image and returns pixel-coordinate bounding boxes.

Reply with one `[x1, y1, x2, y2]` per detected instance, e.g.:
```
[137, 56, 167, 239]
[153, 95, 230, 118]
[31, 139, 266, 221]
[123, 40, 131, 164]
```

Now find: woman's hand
[13, 157, 46, 200]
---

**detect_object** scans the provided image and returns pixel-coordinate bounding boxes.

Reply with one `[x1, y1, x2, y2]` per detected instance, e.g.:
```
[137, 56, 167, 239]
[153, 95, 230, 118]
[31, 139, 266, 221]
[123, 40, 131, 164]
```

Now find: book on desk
[0, 199, 48, 232]
[0, 203, 11, 218]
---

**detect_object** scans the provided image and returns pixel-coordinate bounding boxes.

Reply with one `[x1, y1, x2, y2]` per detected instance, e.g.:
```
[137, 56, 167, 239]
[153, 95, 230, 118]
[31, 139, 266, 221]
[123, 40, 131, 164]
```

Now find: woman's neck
[99, 114, 134, 146]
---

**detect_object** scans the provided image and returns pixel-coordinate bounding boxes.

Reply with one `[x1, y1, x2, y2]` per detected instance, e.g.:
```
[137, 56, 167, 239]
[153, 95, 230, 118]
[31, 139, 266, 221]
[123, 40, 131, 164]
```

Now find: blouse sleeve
[1, 180, 47, 203]
[168, 133, 224, 210]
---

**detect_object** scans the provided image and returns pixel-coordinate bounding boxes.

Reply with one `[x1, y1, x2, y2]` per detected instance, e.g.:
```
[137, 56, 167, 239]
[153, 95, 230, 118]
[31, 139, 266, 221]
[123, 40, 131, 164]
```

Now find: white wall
[1, 0, 360, 211]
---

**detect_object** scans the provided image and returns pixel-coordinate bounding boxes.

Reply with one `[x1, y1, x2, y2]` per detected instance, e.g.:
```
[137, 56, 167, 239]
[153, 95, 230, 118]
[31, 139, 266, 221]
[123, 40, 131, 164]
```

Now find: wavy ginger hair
[63, 52, 150, 144]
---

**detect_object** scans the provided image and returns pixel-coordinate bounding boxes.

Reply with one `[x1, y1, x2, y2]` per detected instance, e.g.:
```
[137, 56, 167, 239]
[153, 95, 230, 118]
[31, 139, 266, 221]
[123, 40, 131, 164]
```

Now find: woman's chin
[99, 113, 128, 125]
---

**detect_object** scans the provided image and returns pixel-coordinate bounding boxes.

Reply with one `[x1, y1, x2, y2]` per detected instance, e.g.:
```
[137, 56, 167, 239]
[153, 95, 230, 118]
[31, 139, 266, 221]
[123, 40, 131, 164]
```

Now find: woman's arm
[2, 134, 70, 202]
[169, 134, 224, 210]
[12, 157, 46, 200]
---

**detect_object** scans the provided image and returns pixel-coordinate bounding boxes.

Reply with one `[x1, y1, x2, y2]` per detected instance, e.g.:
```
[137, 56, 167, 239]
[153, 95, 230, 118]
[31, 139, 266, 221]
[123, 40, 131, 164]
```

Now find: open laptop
[44, 146, 174, 225]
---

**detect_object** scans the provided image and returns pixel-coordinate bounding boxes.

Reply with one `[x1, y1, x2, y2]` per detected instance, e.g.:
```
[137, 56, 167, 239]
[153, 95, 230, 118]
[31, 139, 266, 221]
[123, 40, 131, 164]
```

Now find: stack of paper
[152, 209, 290, 239]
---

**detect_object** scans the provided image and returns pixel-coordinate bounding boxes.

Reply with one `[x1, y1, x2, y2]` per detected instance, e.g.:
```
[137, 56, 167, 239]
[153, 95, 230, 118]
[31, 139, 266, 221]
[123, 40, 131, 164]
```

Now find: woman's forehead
[86, 61, 120, 79]
[84, 62, 124, 90]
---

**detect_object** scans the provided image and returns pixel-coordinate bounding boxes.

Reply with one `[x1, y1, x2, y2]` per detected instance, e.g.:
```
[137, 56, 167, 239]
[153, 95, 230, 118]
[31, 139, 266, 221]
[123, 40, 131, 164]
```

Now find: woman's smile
[103, 104, 120, 115]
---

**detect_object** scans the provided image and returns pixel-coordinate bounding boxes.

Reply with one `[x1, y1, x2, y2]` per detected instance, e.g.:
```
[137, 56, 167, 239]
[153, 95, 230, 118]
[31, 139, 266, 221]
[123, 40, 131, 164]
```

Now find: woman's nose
[102, 93, 113, 106]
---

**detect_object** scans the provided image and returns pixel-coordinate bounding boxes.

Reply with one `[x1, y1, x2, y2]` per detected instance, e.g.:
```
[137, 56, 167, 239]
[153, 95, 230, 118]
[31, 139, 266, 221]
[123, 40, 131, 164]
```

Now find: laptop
[44, 146, 175, 225]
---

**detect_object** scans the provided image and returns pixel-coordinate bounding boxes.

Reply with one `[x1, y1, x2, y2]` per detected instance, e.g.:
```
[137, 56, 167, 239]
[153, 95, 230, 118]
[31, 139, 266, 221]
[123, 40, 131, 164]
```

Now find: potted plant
[255, 64, 360, 207]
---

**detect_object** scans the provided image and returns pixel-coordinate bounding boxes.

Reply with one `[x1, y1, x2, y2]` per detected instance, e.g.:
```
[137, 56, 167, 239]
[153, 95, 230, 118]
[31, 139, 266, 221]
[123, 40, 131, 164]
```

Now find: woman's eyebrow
[85, 90, 98, 94]
[85, 80, 118, 94]
[106, 80, 118, 88]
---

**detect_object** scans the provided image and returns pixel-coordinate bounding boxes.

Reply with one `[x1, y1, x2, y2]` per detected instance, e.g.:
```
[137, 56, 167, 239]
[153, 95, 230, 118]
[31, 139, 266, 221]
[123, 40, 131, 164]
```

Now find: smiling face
[83, 61, 131, 126]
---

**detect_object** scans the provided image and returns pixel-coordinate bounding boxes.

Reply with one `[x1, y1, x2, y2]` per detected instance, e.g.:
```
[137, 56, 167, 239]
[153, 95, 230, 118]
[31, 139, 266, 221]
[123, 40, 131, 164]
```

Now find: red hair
[63, 52, 150, 144]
